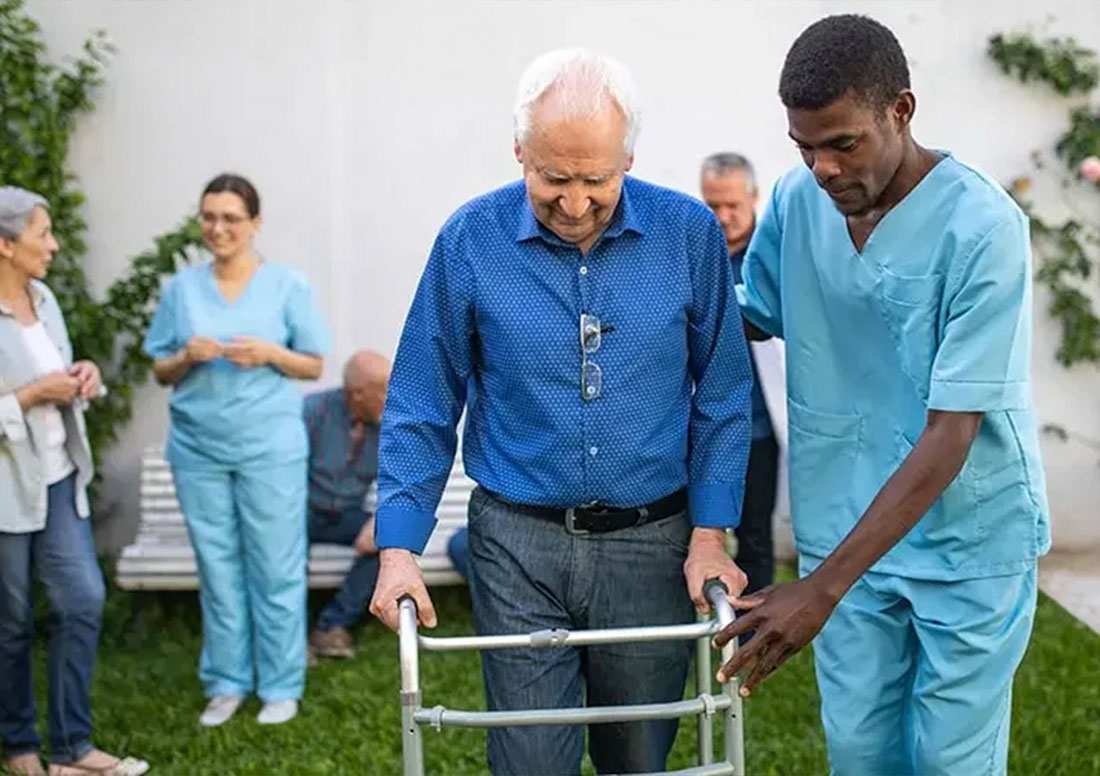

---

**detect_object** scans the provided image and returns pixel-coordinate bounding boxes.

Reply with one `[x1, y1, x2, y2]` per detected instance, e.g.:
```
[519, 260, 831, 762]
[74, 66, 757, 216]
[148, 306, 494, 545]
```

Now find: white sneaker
[199, 694, 243, 727]
[257, 699, 298, 725]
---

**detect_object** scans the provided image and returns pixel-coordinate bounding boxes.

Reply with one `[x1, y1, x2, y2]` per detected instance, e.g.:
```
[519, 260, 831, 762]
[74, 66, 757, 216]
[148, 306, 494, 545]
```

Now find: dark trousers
[735, 436, 779, 594]
[467, 487, 694, 775]
[308, 507, 380, 631]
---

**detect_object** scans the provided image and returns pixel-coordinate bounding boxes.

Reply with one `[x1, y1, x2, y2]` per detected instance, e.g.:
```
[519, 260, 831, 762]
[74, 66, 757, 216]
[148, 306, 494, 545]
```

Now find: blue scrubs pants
[173, 460, 308, 702]
[802, 557, 1037, 776]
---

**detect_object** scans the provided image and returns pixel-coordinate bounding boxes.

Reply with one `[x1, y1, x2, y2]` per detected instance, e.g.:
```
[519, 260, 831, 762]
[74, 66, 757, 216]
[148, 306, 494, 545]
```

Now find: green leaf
[1, 0, 204, 503]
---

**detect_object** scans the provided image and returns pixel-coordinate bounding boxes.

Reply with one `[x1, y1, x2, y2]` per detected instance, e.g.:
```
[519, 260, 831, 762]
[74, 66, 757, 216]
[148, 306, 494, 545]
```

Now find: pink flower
[1081, 155, 1100, 184]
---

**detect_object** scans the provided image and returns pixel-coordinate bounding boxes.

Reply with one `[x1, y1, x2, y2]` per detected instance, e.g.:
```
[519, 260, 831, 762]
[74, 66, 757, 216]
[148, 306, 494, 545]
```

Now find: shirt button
[580, 266, 588, 275]
[589, 446, 598, 456]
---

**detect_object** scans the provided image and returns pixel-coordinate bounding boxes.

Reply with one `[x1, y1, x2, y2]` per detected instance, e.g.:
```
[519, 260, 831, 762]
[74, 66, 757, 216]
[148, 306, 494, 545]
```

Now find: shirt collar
[516, 176, 645, 246]
[0, 281, 47, 318]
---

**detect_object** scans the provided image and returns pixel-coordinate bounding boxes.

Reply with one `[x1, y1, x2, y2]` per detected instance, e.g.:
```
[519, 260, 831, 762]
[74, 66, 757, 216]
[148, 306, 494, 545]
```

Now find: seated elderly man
[304, 350, 390, 660]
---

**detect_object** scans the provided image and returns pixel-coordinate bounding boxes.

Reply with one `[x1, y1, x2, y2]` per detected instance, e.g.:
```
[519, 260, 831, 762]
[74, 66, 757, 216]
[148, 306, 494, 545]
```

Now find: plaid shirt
[303, 388, 379, 513]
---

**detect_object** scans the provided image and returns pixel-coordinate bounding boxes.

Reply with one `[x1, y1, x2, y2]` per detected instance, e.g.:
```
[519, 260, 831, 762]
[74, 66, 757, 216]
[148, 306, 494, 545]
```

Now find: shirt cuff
[375, 505, 438, 554]
[928, 379, 1028, 412]
[688, 482, 741, 529]
[0, 393, 28, 442]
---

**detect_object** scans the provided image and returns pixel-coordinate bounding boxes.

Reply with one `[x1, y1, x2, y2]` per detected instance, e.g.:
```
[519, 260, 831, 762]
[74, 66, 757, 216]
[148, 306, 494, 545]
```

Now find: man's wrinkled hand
[713, 577, 837, 696]
[683, 527, 747, 615]
[368, 548, 437, 631]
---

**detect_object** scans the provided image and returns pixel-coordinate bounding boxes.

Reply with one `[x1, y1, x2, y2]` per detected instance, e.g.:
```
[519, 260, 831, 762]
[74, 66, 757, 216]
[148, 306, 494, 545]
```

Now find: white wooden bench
[115, 445, 474, 590]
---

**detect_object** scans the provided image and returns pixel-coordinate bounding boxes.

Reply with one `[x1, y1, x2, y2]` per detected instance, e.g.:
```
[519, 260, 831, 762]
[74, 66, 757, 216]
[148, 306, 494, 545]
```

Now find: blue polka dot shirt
[376, 176, 754, 553]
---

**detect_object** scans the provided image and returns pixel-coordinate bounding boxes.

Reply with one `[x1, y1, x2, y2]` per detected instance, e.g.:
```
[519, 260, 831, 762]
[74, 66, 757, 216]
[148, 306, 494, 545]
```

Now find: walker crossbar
[397, 579, 744, 775]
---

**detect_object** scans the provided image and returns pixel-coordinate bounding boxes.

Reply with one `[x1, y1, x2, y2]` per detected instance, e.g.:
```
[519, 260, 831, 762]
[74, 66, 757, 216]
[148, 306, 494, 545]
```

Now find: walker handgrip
[398, 595, 419, 634]
[703, 578, 736, 630]
[703, 578, 728, 606]
[397, 597, 421, 695]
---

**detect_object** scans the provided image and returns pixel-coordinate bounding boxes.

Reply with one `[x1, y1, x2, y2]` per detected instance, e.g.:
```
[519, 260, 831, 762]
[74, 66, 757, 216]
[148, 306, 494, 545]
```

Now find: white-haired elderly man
[369, 50, 754, 775]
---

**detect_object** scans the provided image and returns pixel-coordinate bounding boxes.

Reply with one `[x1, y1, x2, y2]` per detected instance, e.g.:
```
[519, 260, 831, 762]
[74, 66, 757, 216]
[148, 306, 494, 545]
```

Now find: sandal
[4, 753, 46, 776]
[48, 752, 149, 776]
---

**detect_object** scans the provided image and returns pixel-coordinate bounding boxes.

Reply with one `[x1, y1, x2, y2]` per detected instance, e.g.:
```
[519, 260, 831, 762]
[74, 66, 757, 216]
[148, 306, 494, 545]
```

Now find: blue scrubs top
[740, 154, 1050, 581]
[143, 261, 332, 470]
[731, 246, 775, 441]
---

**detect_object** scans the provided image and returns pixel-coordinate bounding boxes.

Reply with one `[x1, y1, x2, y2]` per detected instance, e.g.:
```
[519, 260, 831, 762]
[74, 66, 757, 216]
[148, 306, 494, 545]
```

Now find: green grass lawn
[13, 566, 1100, 775]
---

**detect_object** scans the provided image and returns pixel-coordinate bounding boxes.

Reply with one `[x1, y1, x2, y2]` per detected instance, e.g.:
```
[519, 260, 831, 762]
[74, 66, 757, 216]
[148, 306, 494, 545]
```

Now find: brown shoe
[309, 626, 355, 659]
[4, 753, 45, 776]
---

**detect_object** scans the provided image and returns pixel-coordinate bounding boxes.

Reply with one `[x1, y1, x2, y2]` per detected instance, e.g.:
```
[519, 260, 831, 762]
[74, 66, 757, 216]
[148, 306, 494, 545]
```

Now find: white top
[20, 321, 75, 484]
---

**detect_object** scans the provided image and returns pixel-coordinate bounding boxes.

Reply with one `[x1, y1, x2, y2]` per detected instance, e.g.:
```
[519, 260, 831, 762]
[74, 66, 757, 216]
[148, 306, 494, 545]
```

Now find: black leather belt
[487, 488, 688, 534]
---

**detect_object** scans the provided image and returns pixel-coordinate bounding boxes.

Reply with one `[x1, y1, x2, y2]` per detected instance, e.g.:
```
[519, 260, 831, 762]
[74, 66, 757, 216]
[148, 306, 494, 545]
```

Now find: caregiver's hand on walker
[713, 410, 984, 696]
[712, 576, 838, 695]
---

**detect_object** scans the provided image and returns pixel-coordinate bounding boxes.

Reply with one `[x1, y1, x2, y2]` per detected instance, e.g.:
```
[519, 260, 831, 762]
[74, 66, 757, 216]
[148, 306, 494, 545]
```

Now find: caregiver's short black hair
[779, 14, 910, 112]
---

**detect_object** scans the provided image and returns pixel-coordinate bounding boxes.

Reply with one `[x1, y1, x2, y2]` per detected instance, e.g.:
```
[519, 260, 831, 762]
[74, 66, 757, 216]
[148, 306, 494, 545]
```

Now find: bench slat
[116, 445, 474, 591]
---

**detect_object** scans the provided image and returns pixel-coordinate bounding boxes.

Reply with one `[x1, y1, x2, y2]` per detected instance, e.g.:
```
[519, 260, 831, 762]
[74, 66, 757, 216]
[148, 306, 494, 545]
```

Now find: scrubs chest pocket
[787, 400, 862, 543]
[879, 269, 942, 401]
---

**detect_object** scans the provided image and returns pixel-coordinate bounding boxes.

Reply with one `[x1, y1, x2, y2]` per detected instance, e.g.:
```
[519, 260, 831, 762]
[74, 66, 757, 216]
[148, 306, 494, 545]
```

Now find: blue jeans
[309, 507, 380, 631]
[467, 487, 695, 776]
[0, 473, 104, 764]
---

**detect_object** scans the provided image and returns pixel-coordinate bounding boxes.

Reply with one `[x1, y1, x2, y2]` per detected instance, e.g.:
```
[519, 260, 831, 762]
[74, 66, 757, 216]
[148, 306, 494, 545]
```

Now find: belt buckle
[564, 507, 589, 535]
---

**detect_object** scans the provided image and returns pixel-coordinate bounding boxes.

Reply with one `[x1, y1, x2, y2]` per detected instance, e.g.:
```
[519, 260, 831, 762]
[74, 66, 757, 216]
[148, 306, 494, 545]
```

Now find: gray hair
[700, 153, 757, 193]
[0, 186, 49, 241]
[514, 48, 641, 155]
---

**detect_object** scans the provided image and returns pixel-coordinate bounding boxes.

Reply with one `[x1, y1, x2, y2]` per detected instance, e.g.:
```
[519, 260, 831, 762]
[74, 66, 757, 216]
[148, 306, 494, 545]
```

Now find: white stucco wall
[24, 0, 1100, 553]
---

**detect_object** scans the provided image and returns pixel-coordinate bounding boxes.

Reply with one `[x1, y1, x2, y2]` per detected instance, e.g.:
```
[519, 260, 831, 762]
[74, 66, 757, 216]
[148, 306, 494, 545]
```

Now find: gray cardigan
[0, 280, 95, 533]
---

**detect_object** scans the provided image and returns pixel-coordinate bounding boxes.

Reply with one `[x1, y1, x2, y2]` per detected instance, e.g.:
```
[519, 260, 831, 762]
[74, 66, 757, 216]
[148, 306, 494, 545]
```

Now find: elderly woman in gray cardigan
[0, 187, 147, 776]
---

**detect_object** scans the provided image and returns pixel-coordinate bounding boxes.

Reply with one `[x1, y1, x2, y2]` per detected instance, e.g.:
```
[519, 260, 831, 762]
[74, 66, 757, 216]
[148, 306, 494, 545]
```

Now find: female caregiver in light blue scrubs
[144, 174, 331, 728]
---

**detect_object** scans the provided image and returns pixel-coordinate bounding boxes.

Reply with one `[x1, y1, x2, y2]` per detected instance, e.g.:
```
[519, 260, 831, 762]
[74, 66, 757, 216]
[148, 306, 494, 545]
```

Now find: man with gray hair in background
[700, 154, 780, 598]
[369, 49, 754, 774]
[304, 350, 390, 661]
